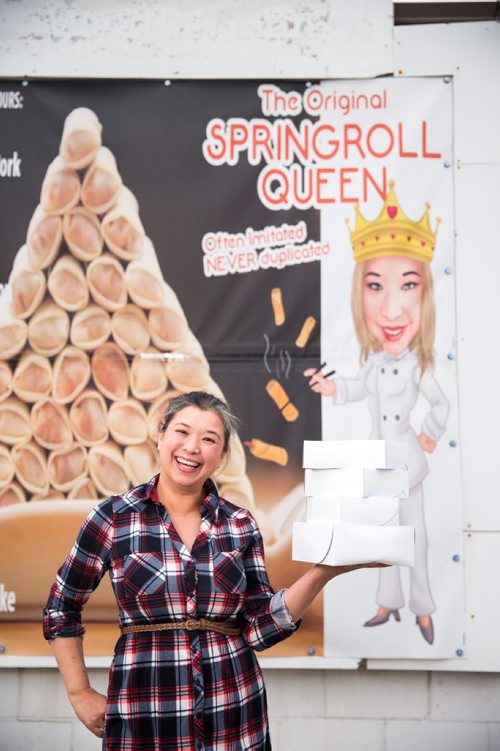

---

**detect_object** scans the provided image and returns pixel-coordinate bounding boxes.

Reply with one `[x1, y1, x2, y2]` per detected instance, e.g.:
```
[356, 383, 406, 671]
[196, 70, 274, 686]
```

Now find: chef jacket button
[393, 368, 398, 375]
[383, 415, 387, 421]
[381, 368, 385, 374]
[395, 414, 400, 421]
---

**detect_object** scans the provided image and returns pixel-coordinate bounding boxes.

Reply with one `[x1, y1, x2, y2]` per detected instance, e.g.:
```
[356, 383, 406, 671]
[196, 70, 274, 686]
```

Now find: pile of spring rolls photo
[0, 107, 258, 521]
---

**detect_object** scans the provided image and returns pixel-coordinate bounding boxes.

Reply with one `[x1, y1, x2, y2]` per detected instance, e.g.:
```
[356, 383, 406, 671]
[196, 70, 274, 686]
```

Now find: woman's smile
[380, 324, 408, 343]
[174, 455, 202, 473]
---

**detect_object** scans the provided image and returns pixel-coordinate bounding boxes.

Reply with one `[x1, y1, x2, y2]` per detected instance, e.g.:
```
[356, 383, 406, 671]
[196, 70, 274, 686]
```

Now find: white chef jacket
[333, 349, 449, 489]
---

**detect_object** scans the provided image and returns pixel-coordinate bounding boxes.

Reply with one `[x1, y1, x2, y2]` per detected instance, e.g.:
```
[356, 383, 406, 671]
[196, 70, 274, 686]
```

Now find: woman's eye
[366, 282, 382, 291]
[203, 437, 216, 444]
[402, 281, 418, 290]
[175, 429, 188, 435]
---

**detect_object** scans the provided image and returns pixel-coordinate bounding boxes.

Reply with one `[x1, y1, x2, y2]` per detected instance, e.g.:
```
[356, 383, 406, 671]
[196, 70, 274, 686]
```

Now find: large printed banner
[0, 79, 463, 660]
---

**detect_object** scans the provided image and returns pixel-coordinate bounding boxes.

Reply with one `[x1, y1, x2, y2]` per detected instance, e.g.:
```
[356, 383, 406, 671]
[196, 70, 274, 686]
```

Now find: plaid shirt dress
[43, 476, 299, 750]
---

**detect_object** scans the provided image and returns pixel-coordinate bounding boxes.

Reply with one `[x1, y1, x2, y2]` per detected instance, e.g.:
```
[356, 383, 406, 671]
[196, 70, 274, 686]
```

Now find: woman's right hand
[304, 368, 337, 397]
[69, 687, 107, 738]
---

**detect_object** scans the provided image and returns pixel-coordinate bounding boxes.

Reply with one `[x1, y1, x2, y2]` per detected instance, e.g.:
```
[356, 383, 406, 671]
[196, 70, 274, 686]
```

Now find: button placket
[185, 560, 198, 616]
[191, 631, 205, 748]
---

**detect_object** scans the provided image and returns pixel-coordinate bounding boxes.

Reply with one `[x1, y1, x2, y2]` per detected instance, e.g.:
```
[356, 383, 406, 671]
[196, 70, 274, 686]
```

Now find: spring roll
[102, 186, 145, 261]
[59, 107, 102, 169]
[40, 155, 80, 215]
[265, 379, 299, 422]
[81, 146, 122, 214]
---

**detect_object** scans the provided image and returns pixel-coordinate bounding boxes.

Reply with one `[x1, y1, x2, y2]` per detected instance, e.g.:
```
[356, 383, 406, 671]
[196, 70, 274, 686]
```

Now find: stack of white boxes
[292, 440, 415, 567]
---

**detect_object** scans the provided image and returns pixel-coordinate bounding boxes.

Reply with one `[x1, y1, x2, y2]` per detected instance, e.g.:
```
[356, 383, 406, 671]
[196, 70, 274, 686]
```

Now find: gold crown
[346, 180, 441, 264]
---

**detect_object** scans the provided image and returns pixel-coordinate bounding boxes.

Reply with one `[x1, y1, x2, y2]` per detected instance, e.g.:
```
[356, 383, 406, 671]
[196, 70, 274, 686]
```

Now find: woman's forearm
[51, 636, 91, 698]
[283, 564, 339, 623]
[51, 636, 107, 738]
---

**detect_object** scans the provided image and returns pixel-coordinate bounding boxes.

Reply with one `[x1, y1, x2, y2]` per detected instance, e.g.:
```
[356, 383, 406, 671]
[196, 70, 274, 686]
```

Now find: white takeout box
[303, 440, 408, 469]
[292, 521, 415, 567]
[306, 496, 400, 526]
[304, 468, 409, 499]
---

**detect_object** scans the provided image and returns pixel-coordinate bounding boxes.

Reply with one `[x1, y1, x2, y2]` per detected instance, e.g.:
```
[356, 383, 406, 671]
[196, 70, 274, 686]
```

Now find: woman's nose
[183, 434, 201, 453]
[381, 291, 403, 320]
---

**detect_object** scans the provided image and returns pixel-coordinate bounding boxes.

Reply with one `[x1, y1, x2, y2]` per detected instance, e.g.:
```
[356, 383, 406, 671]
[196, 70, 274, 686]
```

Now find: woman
[44, 390, 382, 749]
[305, 183, 449, 646]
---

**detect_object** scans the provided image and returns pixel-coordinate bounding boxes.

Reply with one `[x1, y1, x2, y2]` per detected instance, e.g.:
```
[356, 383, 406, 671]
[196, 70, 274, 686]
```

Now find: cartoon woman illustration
[305, 181, 449, 645]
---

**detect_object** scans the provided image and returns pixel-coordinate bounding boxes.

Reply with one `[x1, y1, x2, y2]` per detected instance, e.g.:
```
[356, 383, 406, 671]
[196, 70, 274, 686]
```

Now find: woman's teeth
[382, 326, 404, 339]
[176, 457, 200, 468]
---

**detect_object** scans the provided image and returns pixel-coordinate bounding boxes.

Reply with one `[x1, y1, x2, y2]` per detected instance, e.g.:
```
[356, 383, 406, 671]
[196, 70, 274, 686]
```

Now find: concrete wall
[1, 667, 500, 750]
[1, 2, 499, 749]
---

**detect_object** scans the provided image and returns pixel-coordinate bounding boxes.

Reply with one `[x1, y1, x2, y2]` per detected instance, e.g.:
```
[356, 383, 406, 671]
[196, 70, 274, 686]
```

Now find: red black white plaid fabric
[43, 476, 298, 750]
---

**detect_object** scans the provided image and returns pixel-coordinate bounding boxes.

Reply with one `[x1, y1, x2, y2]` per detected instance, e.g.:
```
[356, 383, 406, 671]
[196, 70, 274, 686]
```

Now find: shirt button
[383, 415, 387, 421]
[381, 368, 385, 374]
[395, 414, 400, 421]
[393, 368, 398, 375]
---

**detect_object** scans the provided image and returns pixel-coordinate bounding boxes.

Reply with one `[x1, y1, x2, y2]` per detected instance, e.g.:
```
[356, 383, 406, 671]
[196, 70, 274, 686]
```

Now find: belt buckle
[185, 619, 199, 630]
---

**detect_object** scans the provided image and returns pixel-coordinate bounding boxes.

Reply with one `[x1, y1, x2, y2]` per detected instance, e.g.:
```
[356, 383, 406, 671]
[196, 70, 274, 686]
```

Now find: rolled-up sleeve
[43, 500, 113, 641]
[237, 524, 299, 652]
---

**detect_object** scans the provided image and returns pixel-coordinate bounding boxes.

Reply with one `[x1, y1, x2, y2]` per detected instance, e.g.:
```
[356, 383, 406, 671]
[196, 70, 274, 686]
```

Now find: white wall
[0, 0, 393, 79]
[1, 2, 499, 749]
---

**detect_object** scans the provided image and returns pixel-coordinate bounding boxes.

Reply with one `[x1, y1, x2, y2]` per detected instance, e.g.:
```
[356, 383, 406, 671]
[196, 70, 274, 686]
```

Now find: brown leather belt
[121, 618, 241, 636]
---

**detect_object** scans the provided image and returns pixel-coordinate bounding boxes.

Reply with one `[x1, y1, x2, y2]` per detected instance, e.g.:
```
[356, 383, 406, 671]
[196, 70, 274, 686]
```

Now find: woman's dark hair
[158, 391, 239, 452]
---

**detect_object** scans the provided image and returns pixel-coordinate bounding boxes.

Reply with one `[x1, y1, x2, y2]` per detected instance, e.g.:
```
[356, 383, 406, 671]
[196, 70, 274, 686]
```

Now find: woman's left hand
[418, 432, 437, 453]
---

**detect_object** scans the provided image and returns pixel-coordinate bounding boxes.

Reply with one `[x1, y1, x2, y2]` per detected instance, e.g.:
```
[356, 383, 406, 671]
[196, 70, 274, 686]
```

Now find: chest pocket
[123, 552, 167, 598]
[212, 549, 247, 596]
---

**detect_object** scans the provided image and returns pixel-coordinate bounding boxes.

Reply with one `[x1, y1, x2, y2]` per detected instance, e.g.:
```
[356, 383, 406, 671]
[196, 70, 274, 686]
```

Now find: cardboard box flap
[292, 522, 334, 564]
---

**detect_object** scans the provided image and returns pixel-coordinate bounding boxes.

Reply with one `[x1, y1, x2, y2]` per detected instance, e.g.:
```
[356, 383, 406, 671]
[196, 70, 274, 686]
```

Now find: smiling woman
[44, 389, 382, 750]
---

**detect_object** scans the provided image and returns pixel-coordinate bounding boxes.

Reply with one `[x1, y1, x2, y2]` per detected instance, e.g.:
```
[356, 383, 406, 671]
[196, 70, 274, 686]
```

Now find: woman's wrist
[312, 563, 341, 584]
[68, 684, 92, 702]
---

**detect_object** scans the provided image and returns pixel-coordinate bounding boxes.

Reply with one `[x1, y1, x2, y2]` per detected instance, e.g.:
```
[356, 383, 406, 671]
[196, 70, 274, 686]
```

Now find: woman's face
[362, 256, 424, 357]
[157, 405, 226, 491]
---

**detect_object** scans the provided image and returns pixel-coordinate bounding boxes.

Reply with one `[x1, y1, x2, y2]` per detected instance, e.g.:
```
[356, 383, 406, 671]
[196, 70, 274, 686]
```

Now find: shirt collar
[148, 474, 220, 523]
[381, 348, 411, 362]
